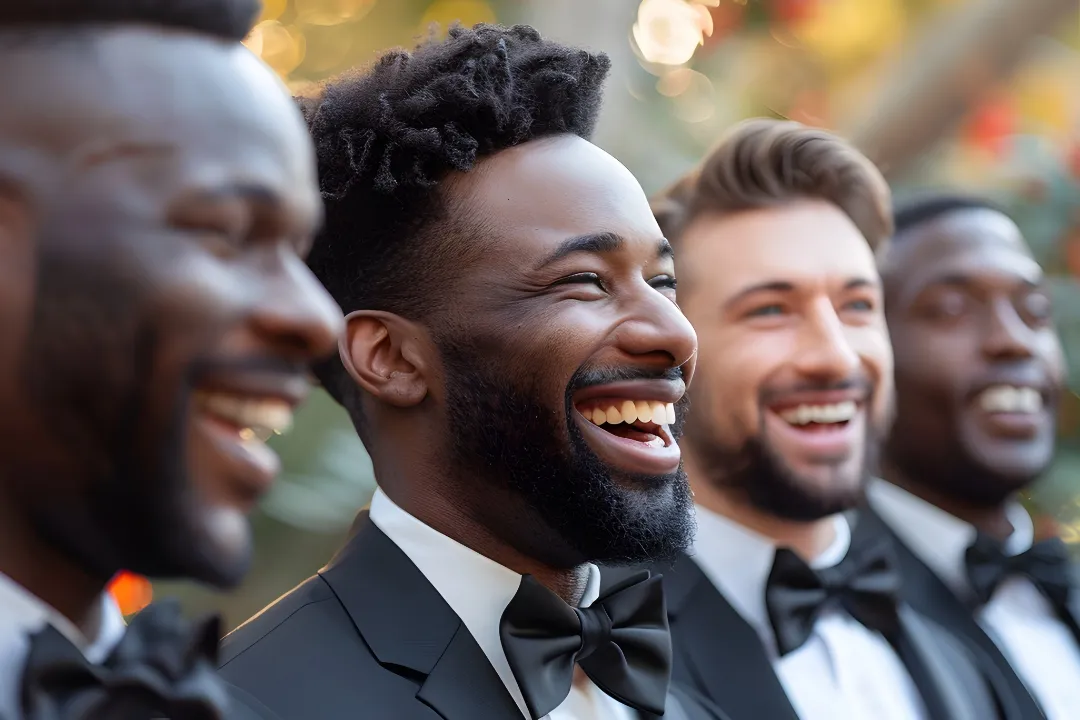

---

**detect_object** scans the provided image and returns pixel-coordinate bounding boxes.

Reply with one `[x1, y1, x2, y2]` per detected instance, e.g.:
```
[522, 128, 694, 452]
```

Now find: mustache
[185, 355, 311, 383]
[758, 374, 873, 405]
[568, 365, 685, 393]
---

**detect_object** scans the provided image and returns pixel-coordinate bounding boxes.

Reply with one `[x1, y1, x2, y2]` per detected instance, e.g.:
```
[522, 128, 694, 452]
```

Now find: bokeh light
[295, 0, 378, 26]
[245, 20, 307, 77]
[633, 0, 713, 67]
[420, 0, 497, 36]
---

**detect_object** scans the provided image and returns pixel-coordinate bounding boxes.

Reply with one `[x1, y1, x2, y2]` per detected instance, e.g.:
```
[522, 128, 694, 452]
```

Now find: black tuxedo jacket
[606, 550, 1004, 720]
[218, 512, 731, 720]
[856, 507, 1080, 720]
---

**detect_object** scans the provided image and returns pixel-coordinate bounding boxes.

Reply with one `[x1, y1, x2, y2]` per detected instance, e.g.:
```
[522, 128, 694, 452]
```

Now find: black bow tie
[765, 534, 902, 657]
[499, 571, 671, 720]
[965, 533, 1073, 609]
[20, 599, 229, 720]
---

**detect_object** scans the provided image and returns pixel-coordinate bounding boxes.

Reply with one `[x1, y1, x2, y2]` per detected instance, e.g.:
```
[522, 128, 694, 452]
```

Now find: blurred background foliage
[128, 0, 1080, 627]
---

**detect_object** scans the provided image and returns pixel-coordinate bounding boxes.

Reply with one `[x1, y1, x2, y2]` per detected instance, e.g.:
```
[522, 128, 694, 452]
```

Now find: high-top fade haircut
[0, 0, 259, 38]
[300, 23, 610, 411]
[652, 118, 893, 251]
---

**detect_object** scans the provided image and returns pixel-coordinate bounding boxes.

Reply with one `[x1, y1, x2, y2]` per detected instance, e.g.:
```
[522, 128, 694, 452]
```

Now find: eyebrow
[534, 232, 673, 270]
[909, 272, 1041, 301]
[724, 277, 878, 310]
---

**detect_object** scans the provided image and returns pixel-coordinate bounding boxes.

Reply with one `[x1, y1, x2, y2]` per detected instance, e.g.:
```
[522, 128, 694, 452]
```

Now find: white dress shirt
[688, 505, 928, 720]
[0, 571, 126, 720]
[868, 479, 1080, 720]
[368, 488, 635, 720]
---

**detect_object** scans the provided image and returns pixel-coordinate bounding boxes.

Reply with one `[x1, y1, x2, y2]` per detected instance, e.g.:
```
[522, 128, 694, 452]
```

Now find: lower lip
[191, 411, 280, 507]
[574, 411, 682, 476]
[974, 409, 1047, 438]
[764, 409, 863, 459]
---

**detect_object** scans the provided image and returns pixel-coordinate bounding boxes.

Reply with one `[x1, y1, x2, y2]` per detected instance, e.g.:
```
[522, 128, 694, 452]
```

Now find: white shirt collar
[368, 487, 602, 720]
[865, 477, 1034, 597]
[0, 570, 126, 718]
[687, 504, 850, 648]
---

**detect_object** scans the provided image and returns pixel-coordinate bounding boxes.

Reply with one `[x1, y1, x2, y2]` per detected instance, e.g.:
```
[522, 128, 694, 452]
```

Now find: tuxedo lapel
[893, 605, 983, 720]
[856, 509, 1045, 720]
[319, 511, 521, 720]
[657, 555, 799, 720]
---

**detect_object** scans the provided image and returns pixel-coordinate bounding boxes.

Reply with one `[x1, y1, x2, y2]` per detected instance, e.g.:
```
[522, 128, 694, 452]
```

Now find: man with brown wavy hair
[611, 119, 1007, 720]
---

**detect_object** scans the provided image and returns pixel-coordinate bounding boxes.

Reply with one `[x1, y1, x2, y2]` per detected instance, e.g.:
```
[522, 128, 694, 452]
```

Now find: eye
[922, 289, 968, 320]
[747, 304, 785, 318]
[649, 275, 678, 290]
[1021, 292, 1053, 323]
[843, 298, 875, 312]
[552, 272, 606, 291]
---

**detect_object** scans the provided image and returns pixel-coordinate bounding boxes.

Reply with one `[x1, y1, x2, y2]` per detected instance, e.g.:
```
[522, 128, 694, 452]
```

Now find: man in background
[864, 194, 1078, 720]
[0, 1, 342, 717]
[221, 23, 728, 720]
[628, 119, 1004, 720]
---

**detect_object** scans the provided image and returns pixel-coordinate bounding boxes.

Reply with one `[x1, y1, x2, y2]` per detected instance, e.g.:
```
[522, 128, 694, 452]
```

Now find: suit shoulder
[219, 573, 338, 667]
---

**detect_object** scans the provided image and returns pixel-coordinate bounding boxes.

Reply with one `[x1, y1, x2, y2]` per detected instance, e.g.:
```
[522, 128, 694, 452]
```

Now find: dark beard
[689, 380, 880, 522]
[440, 341, 695, 567]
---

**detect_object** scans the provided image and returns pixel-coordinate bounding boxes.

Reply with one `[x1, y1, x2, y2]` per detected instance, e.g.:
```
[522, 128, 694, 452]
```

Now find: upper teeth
[978, 385, 1042, 414]
[779, 401, 858, 426]
[197, 392, 294, 440]
[581, 400, 676, 426]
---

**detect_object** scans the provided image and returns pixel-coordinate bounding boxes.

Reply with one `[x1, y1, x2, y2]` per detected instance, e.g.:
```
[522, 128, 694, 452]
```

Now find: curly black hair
[893, 192, 1007, 238]
[0, 0, 259, 39]
[300, 23, 610, 406]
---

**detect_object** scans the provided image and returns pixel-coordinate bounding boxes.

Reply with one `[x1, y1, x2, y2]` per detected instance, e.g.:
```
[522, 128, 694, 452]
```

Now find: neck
[0, 491, 108, 634]
[881, 462, 1015, 541]
[690, 474, 837, 561]
[376, 460, 591, 605]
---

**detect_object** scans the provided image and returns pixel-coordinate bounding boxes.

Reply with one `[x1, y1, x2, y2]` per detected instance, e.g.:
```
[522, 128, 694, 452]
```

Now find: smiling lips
[195, 391, 295, 441]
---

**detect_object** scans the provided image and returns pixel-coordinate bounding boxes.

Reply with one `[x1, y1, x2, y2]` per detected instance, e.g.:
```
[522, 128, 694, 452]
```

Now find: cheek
[693, 329, 775, 437]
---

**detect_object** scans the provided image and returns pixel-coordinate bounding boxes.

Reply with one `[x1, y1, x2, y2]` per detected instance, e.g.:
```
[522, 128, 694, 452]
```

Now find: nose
[250, 253, 344, 361]
[981, 297, 1035, 361]
[612, 285, 698, 382]
[793, 300, 861, 380]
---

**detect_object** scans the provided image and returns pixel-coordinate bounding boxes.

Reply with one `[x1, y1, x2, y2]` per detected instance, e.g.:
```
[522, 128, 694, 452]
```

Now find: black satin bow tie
[965, 533, 1073, 609]
[20, 599, 229, 720]
[765, 535, 902, 657]
[499, 571, 671, 720]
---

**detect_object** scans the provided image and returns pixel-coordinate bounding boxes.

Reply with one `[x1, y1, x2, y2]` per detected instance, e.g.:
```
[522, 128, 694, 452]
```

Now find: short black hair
[0, 0, 260, 40]
[301, 23, 610, 407]
[893, 192, 1008, 238]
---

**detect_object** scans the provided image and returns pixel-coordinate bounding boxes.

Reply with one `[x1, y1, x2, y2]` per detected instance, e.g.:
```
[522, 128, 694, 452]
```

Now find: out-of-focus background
[111, 0, 1080, 628]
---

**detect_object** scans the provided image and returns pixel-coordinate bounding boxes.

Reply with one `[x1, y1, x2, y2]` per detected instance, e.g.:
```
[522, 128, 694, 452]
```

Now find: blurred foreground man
[627, 120, 1004, 720]
[0, 1, 342, 718]
[220, 23, 728, 720]
[864, 194, 1078, 720]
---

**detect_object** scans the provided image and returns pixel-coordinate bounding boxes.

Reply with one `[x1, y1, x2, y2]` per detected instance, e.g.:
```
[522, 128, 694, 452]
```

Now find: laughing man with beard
[614, 119, 1008, 720]
[219, 23, 729, 720]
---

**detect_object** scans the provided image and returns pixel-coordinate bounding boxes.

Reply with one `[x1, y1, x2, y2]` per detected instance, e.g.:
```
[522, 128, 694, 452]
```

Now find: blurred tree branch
[845, 0, 1077, 180]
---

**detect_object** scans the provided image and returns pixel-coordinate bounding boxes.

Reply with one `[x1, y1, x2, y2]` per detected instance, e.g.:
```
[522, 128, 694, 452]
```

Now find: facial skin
[343, 135, 698, 593]
[676, 201, 893, 521]
[0, 28, 343, 609]
[880, 207, 1065, 510]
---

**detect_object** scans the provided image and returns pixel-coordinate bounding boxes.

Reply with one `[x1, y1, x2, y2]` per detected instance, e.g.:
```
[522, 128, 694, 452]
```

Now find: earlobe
[339, 310, 430, 408]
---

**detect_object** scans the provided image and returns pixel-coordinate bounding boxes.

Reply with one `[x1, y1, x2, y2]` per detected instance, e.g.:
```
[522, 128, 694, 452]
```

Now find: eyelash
[553, 273, 677, 291]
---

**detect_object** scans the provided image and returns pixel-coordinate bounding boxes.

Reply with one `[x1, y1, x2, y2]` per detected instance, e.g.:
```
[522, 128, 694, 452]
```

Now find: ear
[339, 310, 432, 408]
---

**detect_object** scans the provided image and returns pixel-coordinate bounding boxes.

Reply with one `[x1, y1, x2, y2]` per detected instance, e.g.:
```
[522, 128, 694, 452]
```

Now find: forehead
[463, 135, 662, 256]
[0, 28, 317, 216]
[884, 208, 1042, 301]
[678, 201, 878, 295]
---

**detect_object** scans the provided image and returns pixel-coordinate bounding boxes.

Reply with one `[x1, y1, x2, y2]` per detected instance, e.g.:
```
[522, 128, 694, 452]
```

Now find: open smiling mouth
[775, 400, 858, 431]
[195, 392, 295, 441]
[579, 399, 677, 447]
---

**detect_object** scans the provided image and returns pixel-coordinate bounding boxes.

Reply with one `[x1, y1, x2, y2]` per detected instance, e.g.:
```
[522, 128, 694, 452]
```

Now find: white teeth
[581, 400, 677, 428]
[978, 385, 1043, 414]
[779, 401, 858, 426]
[197, 392, 294, 439]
